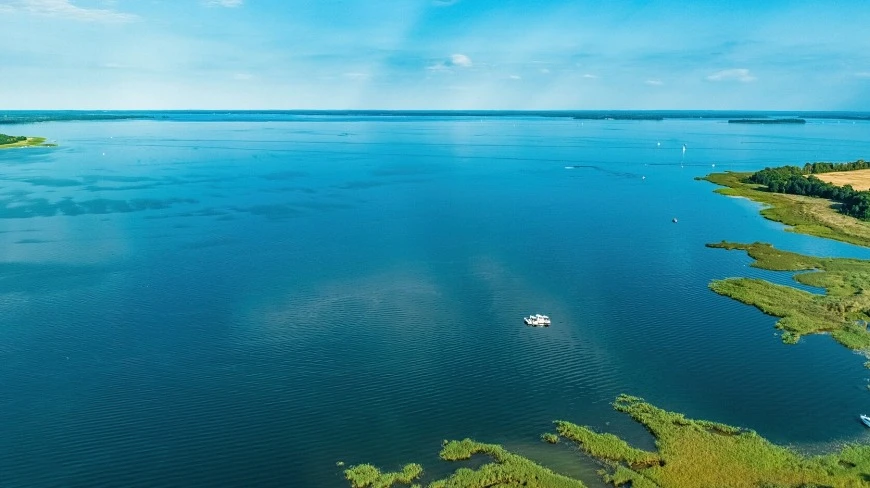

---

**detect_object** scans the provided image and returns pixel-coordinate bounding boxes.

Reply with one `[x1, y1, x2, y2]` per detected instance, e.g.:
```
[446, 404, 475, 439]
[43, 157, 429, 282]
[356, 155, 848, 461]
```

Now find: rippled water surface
[3, 114, 870, 487]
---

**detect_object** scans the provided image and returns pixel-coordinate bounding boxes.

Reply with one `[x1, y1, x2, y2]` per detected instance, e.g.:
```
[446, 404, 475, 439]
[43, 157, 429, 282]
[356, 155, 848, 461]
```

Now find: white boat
[861, 415, 870, 428]
[524, 314, 551, 327]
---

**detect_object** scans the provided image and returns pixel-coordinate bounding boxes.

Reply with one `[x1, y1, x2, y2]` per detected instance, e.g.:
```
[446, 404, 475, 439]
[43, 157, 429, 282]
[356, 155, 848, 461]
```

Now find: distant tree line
[0, 134, 26, 145]
[801, 159, 870, 174]
[749, 160, 870, 220]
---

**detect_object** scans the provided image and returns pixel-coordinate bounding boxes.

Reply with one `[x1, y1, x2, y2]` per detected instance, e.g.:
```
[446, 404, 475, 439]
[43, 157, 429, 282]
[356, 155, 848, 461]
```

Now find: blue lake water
[3, 113, 870, 487]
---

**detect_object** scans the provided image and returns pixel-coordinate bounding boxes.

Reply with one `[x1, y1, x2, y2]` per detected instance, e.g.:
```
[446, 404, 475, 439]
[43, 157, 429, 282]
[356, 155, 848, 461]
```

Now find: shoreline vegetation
[0, 134, 54, 149]
[700, 170, 870, 248]
[706, 241, 870, 349]
[344, 395, 870, 487]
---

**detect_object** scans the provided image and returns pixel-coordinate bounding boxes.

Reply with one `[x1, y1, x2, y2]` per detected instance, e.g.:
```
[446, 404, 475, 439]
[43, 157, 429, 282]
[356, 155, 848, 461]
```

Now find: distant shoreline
[1, 110, 869, 124]
[728, 118, 806, 124]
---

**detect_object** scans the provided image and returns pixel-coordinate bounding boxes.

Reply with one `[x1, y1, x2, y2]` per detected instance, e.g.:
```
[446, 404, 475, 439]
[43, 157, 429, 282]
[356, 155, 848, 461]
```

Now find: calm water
[3, 114, 870, 487]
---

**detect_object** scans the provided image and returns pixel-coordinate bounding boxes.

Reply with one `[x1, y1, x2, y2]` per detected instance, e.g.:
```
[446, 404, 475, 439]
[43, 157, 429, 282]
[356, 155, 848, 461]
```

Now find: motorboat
[861, 415, 870, 428]
[524, 314, 551, 327]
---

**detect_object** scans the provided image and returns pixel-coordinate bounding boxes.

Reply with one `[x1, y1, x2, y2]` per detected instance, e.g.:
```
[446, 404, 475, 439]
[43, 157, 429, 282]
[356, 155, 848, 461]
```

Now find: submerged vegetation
[344, 395, 870, 487]
[707, 241, 870, 350]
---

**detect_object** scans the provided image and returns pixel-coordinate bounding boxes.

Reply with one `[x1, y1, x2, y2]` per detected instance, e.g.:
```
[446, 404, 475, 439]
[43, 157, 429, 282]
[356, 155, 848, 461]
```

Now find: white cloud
[706, 68, 756, 82]
[540, 68, 550, 74]
[581, 73, 598, 79]
[450, 54, 472, 68]
[4, 0, 137, 22]
[509, 74, 521, 80]
[204, 0, 243, 6]
[233, 73, 254, 81]
[645, 79, 663, 86]
[427, 53, 473, 72]
[856, 72, 870, 79]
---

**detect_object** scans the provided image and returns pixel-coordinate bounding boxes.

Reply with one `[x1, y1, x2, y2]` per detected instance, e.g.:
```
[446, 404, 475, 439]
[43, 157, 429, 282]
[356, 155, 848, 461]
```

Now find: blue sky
[1, 0, 869, 109]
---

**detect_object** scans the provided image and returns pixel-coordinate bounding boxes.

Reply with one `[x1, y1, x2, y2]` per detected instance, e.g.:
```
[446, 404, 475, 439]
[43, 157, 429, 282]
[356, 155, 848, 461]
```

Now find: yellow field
[815, 168, 870, 190]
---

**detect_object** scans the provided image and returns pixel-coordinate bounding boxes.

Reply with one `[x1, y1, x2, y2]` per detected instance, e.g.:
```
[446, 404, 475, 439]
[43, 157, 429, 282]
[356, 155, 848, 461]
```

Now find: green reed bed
[345, 438, 585, 488]
[707, 241, 870, 350]
[345, 395, 870, 487]
[556, 394, 870, 488]
[344, 462, 423, 488]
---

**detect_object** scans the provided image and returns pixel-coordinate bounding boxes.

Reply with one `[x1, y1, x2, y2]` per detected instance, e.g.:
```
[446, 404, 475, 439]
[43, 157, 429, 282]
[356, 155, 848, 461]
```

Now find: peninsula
[0, 133, 53, 149]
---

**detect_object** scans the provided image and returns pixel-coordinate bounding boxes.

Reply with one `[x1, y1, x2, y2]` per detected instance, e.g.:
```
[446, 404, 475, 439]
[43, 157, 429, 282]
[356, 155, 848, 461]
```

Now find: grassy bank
[344, 438, 585, 488]
[702, 171, 870, 248]
[0, 136, 54, 149]
[344, 395, 870, 487]
[559, 394, 870, 488]
[707, 241, 870, 349]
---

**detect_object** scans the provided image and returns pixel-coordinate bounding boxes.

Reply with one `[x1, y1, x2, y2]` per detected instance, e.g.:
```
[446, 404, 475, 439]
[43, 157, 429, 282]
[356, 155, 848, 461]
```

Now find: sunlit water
[2, 114, 870, 487]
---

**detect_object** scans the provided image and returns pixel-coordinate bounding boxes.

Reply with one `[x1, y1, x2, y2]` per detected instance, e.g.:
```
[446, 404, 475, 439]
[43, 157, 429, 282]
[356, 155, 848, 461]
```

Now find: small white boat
[861, 415, 870, 428]
[524, 314, 551, 327]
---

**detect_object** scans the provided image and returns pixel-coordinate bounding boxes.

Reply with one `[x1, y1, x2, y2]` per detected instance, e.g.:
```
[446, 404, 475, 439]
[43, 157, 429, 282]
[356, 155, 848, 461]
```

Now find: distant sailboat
[682, 144, 687, 156]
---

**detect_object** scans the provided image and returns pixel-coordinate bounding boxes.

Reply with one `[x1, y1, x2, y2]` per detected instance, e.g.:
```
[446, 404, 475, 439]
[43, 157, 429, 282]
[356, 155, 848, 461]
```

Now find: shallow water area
[2, 112, 870, 487]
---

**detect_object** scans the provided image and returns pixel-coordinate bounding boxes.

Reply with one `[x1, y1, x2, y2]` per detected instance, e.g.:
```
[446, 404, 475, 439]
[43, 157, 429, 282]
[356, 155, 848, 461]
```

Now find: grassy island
[702, 171, 870, 248]
[707, 241, 870, 349]
[0, 133, 53, 149]
[343, 395, 870, 487]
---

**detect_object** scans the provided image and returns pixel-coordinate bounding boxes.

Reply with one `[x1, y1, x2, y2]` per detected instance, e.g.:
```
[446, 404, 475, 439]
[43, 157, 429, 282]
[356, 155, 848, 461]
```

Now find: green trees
[0, 134, 27, 146]
[749, 161, 870, 221]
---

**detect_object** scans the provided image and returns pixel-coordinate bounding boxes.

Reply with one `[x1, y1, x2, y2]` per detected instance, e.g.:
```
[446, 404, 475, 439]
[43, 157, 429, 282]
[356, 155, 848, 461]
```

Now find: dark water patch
[14, 238, 53, 244]
[19, 177, 82, 187]
[261, 186, 317, 194]
[81, 175, 161, 184]
[144, 207, 232, 220]
[370, 164, 442, 177]
[293, 201, 355, 212]
[232, 203, 302, 220]
[0, 262, 113, 294]
[337, 180, 388, 190]
[336, 179, 427, 190]
[180, 237, 239, 250]
[562, 164, 640, 179]
[260, 170, 308, 180]
[0, 197, 197, 218]
[83, 183, 162, 192]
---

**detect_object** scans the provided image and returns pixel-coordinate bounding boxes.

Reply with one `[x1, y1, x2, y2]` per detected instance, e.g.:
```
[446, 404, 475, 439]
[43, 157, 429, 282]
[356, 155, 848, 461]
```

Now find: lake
[2, 112, 870, 487]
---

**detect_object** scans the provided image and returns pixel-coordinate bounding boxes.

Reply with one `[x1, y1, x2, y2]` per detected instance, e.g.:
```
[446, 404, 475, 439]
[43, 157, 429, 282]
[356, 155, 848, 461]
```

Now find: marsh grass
[431, 439, 585, 488]
[541, 433, 559, 444]
[344, 395, 870, 487]
[707, 242, 870, 350]
[558, 394, 870, 488]
[344, 463, 423, 488]
[702, 172, 870, 248]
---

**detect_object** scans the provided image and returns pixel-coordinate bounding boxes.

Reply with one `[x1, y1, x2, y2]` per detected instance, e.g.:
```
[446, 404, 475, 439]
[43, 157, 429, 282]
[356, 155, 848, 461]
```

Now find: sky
[1, 0, 869, 110]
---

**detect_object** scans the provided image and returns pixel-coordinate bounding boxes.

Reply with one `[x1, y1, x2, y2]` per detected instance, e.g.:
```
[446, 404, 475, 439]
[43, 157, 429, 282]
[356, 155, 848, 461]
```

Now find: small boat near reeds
[860, 415, 870, 428]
